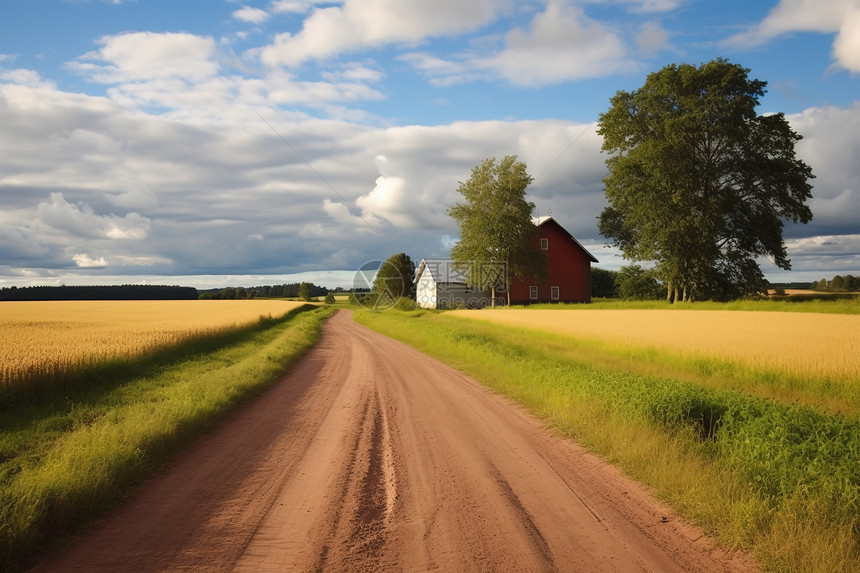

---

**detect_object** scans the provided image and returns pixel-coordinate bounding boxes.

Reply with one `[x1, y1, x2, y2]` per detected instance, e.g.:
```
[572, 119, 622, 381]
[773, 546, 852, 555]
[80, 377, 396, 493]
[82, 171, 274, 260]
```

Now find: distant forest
[0, 285, 198, 301]
[810, 275, 858, 292]
[198, 282, 349, 299]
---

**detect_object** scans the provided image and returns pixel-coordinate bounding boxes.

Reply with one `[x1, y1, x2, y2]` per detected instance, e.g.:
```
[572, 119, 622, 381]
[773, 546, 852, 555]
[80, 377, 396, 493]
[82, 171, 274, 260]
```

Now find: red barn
[508, 216, 598, 304]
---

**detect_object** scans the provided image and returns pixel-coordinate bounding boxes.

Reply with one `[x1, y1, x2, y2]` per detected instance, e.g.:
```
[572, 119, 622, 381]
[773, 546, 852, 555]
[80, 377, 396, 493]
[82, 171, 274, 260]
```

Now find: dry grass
[0, 300, 306, 393]
[450, 309, 860, 389]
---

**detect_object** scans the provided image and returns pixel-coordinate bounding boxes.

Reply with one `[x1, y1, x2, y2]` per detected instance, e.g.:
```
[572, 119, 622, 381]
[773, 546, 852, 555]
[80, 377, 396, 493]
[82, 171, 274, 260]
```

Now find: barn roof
[533, 216, 598, 263]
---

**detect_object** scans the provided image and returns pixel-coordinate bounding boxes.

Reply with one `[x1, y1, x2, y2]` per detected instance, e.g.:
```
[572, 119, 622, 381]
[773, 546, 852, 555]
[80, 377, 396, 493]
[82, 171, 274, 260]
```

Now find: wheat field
[1, 300, 306, 392]
[450, 309, 860, 383]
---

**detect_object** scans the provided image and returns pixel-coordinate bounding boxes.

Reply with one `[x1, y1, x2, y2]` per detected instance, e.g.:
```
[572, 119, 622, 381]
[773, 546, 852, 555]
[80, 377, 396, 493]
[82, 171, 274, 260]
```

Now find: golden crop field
[1, 300, 307, 392]
[450, 309, 860, 383]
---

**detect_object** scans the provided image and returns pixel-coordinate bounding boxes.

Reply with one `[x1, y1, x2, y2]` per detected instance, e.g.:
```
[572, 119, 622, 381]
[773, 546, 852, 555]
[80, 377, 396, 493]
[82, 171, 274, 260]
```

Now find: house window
[529, 285, 538, 300]
[551, 286, 560, 300]
[540, 238, 549, 250]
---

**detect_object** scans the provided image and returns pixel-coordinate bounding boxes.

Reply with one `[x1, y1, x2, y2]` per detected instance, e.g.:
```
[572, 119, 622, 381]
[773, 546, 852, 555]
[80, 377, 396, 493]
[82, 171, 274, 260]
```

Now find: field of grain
[449, 308, 860, 384]
[0, 300, 307, 393]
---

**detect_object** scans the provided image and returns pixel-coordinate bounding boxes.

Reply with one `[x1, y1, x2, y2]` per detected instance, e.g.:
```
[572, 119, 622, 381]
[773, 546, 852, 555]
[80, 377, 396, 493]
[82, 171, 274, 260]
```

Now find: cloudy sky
[1, 0, 858, 289]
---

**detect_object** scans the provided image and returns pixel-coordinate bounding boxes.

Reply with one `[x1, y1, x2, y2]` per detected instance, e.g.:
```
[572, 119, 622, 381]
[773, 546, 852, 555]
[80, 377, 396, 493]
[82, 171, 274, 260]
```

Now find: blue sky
[1, 0, 858, 289]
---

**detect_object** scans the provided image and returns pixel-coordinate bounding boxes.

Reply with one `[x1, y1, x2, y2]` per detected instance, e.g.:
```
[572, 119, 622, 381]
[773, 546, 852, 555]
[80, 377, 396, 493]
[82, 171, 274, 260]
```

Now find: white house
[414, 259, 503, 309]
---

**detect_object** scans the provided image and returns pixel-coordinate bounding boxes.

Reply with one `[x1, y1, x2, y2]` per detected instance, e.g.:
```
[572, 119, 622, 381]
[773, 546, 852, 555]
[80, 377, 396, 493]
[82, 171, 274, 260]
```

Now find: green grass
[452, 319, 860, 420]
[0, 304, 333, 571]
[354, 307, 860, 572]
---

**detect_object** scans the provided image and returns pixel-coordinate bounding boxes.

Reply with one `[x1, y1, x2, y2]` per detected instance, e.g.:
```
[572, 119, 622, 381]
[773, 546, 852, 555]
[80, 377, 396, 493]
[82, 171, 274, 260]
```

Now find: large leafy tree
[372, 252, 416, 302]
[597, 58, 814, 301]
[448, 155, 546, 306]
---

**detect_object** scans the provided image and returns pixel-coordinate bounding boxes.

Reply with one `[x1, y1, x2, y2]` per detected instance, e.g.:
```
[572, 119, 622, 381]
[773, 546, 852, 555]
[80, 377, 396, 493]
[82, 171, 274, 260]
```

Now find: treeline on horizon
[0, 285, 198, 301]
[590, 267, 836, 300]
[198, 282, 356, 299]
[810, 275, 859, 292]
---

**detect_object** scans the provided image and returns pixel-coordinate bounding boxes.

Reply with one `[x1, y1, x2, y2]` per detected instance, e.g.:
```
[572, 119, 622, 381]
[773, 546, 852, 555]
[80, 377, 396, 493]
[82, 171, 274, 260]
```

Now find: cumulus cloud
[260, 0, 508, 67]
[73, 253, 108, 268]
[0, 68, 57, 89]
[636, 20, 670, 56]
[723, 0, 860, 73]
[400, 2, 635, 87]
[37, 192, 150, 240]
[788, 103, 860, 233]
[233, 6, 271, 24]
[67, 32, 219, 83]
[105, 182, 159, 211]
[478, 2, 633, 86]
[622, 0, 685, 13]
[270, 1, 330, 14]
[397, 52, 477, 86]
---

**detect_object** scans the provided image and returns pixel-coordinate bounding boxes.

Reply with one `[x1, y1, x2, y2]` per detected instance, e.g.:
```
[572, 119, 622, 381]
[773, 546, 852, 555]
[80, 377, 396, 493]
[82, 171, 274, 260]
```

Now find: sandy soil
[29, 310, 756, 572]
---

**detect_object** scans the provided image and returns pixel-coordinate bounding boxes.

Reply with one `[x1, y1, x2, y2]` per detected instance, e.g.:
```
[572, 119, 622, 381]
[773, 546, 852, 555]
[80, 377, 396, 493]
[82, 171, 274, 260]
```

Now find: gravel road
[30, 309, 755, 572]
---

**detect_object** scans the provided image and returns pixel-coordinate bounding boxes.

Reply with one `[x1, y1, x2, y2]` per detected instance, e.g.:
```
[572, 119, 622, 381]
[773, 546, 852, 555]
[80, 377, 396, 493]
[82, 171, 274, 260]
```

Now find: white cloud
[68, 32, 219, 83]
[397, 52, 477, 86]
[1, 57, 856, 282]
[401, 2, 636, 87]
[73, 253, 108, 268]
[233, 6, 271, 24]
[321, 63, 385, 83]
[477, 2, 633, 86]
[270, 0, 331, 14]
[354, 158, 419, 228]
[788, 103, 860, 230]
[832, 8, 860, 72]
[623, 0, 684, 13]
[37, 192, 150, 240]
[0, 68, 56, 89]
[105, 182, 159, 211]
[723, 0, 860, 73]
[260, 0, 508, 67]
[636, 20, 670, 56]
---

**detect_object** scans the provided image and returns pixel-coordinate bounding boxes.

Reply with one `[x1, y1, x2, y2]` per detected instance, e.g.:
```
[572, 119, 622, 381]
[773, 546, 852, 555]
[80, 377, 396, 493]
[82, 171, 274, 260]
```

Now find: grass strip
[0, 304, 333, 571]
[354, 308, 860, 573]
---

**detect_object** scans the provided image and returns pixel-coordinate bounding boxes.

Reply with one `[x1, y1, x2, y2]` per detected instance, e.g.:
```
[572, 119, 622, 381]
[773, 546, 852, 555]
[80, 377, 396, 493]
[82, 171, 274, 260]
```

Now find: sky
[1, 0, 858, 290]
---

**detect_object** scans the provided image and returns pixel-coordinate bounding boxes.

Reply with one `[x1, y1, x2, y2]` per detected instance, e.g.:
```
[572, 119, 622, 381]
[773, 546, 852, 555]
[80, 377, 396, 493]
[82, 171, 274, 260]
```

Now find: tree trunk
[666, 282, 674, 303]
[491, 285, 496, 308]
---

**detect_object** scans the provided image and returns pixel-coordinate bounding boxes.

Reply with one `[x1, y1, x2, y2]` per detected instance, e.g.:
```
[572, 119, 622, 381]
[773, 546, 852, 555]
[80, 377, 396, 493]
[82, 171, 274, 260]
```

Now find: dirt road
[31, 310, 755, 572]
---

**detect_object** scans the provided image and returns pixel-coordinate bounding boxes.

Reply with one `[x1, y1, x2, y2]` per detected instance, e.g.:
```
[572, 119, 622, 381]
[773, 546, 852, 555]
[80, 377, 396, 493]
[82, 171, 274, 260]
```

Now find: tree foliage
[597, 59, 814, 301]
[448, 156, 547, 305]
[811, 275, 859, 292]
[591, 268, 619, 298]
[615, 265, 663, 300]
[372, 253, 416, 303]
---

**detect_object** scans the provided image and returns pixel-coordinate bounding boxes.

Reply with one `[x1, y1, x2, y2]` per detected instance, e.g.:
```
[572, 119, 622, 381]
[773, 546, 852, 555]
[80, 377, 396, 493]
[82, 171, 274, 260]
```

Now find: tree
[591, 267, 619, 298]
[372, 253, 416, 304]
[298, 282, 312, 301]
[324, 291, 336, 304]
[448, 156, 547, 306]
[597, 59, 814, 302]
[615, 265, 663, 300]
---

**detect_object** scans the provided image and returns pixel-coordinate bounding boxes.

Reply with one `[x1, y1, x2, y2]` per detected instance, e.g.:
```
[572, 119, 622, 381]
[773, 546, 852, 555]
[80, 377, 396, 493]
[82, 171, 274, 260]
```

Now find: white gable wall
[416, 265, 438, 309]
[414, 258, 500, 309]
